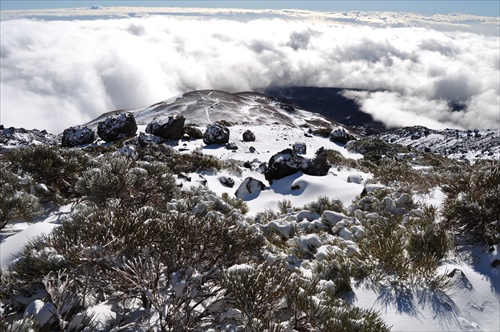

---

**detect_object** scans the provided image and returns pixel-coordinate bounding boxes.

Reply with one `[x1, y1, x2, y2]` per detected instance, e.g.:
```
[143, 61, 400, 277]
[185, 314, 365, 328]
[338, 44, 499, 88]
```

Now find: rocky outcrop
[264, 149, 306, 184]
[265, 148, 331, 183]
[61, 125, 95, 147]
[137, 132, 164, 147]
[219, 176, 235, 188]
[203, 123, 230, 145]
[97, 113, 137, 142]
[0, 127, 59, 149]
[235, 177, 266, 199]
[242, 130, 256, 142]
[330, 128, 356, 145]
[146, 114, 185, 141]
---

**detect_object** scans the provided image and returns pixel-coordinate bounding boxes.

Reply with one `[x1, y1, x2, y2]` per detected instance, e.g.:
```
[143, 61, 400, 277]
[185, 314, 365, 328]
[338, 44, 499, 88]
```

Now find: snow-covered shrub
[137, 144, 223, 173]
[5, 145, 92, 202]
[0, 166, 41, 229]
[443, 161, 500, 245]
[75, 156, 178, 207]
[303, 196, 345, 215]
[353, 191, 449, 288]
[221, 262, 290, 329]
[347, 138, 407, 164]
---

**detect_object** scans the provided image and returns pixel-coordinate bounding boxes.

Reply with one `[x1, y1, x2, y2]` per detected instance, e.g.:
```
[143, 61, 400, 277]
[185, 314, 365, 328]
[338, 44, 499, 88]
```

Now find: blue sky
[1, 1, 499, 17]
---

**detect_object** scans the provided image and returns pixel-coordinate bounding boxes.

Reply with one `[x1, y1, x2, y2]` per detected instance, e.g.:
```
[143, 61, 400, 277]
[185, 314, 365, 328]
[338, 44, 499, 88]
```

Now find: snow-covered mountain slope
[84, 90, 339, 129]
[375, 125, 500, 161]
[1, 89, 499, 331]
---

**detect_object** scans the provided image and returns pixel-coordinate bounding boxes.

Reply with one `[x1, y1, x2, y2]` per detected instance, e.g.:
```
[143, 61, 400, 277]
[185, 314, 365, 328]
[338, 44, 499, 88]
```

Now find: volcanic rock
[61, 125, 95, 147]
[203, 123, 230, 145]
[97, 113, 137, 142]
[235, 177, 266, 199]
[242, 130, 256, 142]
[146, 114, 185, 140]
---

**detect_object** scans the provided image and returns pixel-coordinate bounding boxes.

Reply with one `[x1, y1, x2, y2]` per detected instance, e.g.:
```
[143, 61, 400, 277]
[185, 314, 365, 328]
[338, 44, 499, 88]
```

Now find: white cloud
[0, 11, 498, 133]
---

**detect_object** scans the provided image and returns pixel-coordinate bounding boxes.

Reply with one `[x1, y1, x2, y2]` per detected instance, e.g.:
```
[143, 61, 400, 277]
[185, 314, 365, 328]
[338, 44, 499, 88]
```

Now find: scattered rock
[219, 176, 235, 188]
[330, 128, 356, 145]
[258, 162, 268, 173]
[225, 142, 238, 150]
[249, 146, 256, 153]
[61, 125, 95, 147]
[203, 123, 230, 145]
[235, 177, 266, 199]
[146, 114, 185, 140]
[242, 130, 256, 142]
[292, 142, 307, 154]
[492, 260, 500, 268]
[97, 113, 137, 142]
[137, 132, 164, 147]
[243, 161, 253, 169]
[178, 173, 191, 182]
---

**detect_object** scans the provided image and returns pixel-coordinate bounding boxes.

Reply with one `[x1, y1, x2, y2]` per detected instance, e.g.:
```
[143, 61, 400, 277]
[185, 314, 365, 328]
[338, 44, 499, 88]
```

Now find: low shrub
[442, 161, 500, 246]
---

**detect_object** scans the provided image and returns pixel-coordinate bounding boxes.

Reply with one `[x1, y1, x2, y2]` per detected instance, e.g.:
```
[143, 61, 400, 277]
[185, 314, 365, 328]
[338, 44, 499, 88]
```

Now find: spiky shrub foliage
[442, 161, 500, 246]
[75, 156, 178, 208]
[138, 144, 223, 173]
[0, 166, 41, 229]
[352, 190, 449, 287]
[303, 196, 345, 215]
[5, 195, 265, 329]
[4, 145, 92, 202]
[221, 262, 390, 331]
[347, 138, 407, 165]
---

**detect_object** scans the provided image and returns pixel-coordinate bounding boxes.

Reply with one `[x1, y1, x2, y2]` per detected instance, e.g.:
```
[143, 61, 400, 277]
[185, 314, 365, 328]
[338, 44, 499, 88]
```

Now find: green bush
[0, 166, 41, 229]
[75, 156, 178, 207]
[4, 146, 92, 202]
[442, 162, 500, 246]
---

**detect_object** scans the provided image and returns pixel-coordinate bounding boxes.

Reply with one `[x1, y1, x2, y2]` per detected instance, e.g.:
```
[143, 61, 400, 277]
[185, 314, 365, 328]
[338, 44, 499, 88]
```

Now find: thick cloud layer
[1, 13, 498, 133]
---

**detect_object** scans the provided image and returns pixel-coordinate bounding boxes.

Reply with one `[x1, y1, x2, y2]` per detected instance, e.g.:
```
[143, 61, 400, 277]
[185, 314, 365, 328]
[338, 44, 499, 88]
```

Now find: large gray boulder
[97, 113, 137, 142]
[203, 123, 230, 145]
[61, 125, 95, 147]
[146, 114, 185, 140]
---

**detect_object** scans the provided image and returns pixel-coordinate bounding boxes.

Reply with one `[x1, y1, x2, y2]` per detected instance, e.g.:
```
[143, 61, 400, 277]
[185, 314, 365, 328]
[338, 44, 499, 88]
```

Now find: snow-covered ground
[2, 120, 499, 331]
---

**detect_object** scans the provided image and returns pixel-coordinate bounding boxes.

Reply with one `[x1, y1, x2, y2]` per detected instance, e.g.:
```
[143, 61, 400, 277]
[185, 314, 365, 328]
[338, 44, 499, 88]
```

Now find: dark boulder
[330, 128, 356, 145]
[137, 132, 164, 147]
[235, 177, 266, 199]
[203, 123, 230, 145]
[265, 148, 331, 183]
[146, 114, 185, 140]
[219, 176, 235, 188]
[225, 142, 238, 150]
[61, 125, 95, 147]
[242, 130, 256, 142]
[264, 148, 305, 184]
[97, 113, 137, 142]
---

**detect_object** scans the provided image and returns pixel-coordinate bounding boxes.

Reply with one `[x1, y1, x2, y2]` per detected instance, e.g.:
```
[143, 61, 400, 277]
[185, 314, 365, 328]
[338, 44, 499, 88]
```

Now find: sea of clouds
[1, 8, 499, 133]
